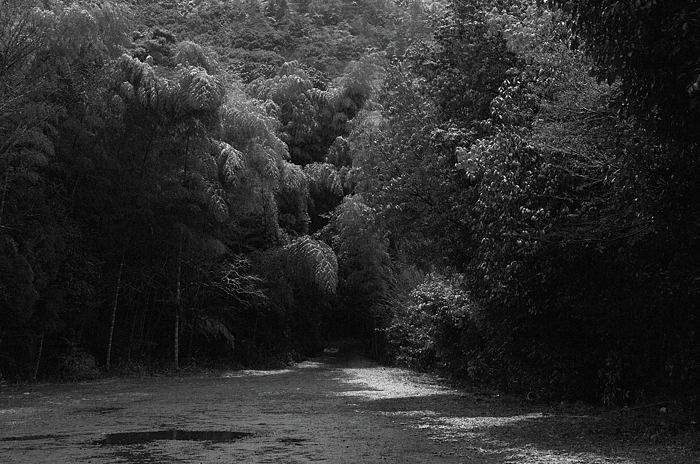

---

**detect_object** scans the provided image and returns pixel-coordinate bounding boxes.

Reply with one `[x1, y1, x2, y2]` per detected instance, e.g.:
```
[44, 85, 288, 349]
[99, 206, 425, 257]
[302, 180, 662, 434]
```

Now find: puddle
[277, 437, 306, 444]
[0, 434, 69, 442]
[98, 430, 253, 445]
[79, 406, 123, 414]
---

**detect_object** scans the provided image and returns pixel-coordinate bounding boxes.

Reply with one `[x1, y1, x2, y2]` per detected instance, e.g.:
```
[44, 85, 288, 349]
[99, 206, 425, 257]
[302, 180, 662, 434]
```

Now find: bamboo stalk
[174, 233, 183, 370]
[32, 332, 44, 382]
[106, 250, 125, 370]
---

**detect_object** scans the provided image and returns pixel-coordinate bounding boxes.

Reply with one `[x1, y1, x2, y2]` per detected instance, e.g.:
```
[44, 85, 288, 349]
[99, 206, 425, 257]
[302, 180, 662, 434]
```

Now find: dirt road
[0, 356, 697, 463]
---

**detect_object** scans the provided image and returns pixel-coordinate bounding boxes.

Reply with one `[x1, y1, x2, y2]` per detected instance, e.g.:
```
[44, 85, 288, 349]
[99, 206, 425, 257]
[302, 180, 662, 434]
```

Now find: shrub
[386, 273, 481, 376]
[60, 349, 100, 381]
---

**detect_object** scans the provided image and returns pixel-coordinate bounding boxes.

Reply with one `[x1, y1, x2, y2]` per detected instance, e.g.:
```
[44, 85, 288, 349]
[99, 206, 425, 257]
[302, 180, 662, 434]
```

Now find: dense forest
[1, 0, 698, 407]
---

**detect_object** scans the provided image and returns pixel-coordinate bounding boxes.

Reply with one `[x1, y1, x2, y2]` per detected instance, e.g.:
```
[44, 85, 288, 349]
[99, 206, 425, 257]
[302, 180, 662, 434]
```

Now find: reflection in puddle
[98, 430, 253, 445]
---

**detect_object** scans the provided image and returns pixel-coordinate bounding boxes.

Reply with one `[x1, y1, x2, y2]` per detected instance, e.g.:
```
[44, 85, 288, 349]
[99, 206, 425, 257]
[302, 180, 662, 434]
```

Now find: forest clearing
[1, 355, 698, 463]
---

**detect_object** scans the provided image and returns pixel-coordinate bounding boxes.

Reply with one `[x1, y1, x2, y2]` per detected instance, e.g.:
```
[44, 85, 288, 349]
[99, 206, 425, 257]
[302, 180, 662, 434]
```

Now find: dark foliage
[550, 0, 700, 143]
[2, 0, 698, 413]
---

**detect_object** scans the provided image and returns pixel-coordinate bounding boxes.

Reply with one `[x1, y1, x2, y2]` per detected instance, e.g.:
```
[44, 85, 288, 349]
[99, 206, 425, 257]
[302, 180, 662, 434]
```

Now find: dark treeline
[1, 0, 698, 407]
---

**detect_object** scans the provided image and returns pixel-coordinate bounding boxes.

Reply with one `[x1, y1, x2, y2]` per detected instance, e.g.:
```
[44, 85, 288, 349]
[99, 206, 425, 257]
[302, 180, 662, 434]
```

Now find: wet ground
[1, 356, 698, 463]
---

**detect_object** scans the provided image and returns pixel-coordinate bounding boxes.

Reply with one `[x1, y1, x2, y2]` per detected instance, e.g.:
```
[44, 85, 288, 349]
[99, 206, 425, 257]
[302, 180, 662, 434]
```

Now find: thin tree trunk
[183, 134, 190, 177]
[174, 234, 183, 370]
[0, 169, 9, 227]
[250, 311, 259, 362]
[69, 176, 80, 215]
[138, 288, 150, 358]
[371, 315, 378, 360]
[0, 330, 4, 382]
[140, 135, 153, 169]
[126, 303, 138, 363]
[136, 133, 154, 182]
[187, 310, 196, 361]
[106, 250, 125, 370]
[32, 332, 44, 382]
[174, 308, 180, 370]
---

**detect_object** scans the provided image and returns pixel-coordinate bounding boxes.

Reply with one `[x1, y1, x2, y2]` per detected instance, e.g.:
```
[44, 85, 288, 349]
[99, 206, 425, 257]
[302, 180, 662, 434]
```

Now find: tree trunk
[0, 169, 9, 227]
[138, 288, 151, 358]
[371, 315, 378, 360]
[187, 311, 196, 361]
[174, 307, 180, 369]
[183, 134, 190, 177]
[32, 332, 44, 382]
[250, 311, 259, 361]
[174, 235, 183, 370]
[69, 176, 80, 215]
[126, 303, 138, 363]
[106, 251, 125, 370]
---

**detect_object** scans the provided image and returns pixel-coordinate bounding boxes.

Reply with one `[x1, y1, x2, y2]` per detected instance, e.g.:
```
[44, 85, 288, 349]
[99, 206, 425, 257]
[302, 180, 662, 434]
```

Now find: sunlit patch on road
[296, 361, 324, 369]
[335, 365, 641, 463]
[335, 366, 457, 400]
